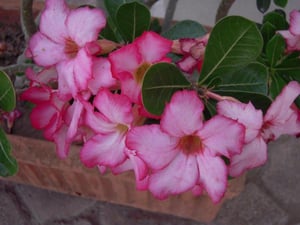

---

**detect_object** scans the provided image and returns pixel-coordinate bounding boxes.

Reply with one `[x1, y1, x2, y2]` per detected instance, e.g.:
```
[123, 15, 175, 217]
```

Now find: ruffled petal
[229, 137, 267, 177]
[56, 60, 76, 98]
[263, 81, 300, 140]
[67, 100, 83, 141]
[53, 125, 71, 159]
[66, 7, 106, 46]
[197, 154, 227, 203]
[135, 31, 172, 63]
[30, 103, 57, 129]
[93, 89, 133, 125]
[39, 0, 69, 43]
[20, 86, 51, 104]
[29, 32, 66, 67]
[148, 152, 198, 199]
[120, 76, 141, 103]
[80, 132, 127, 168]
[126, 125, 178, 170]
[217, 100, 263, 143]
[161, 90, 204, 137]
[199, 115, 245, 157]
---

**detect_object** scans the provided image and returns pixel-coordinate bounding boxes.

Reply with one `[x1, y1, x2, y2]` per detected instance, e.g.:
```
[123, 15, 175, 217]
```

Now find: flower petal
[149, 152, 198, 199]
[53, 125, 71, 159]
[30, 103, 57, 129]
[29, 32, 66, 67]
[39, 0, 69, 43]
[94, 89, 133, 125]
[67, 100, 83, 141]
[21, 86, 51, 104]
[161, 90, 204, 137]
[66, 7, 106, 47]
[80, 132, 127, 168]
[289, 10, 300, 36]
[199, 115, 245, 157]
[197, 154, 227, 203]
[217, 100, 263, 143]
[263, 81, 300, 140]
[126, 125, 178, 170]
[135, 31, 172, 63]
[229, 137, 267, 177]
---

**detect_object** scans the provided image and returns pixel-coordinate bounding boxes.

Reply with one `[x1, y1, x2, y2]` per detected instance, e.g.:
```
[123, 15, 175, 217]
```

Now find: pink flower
[278, 10, 300, 51]
[80, 89, 136, 168]
[217, 100, 267, 177]
[175, 34, 209, 73]
[27, 0, 106, 99]
[262, 81, 300, 141]
[126, 90, 245, 203]
[109, 31, 172, 103]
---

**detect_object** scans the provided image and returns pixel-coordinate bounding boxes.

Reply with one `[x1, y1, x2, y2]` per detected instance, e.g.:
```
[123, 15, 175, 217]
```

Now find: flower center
[116, 123, 129, 134]
[134, 62, 151, 84]
[64, 38, 79, 58]
[178, 135, 203, 155]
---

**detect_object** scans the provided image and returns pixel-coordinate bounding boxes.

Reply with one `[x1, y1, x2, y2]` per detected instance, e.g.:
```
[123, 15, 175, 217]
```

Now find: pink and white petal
[109, 44, 141, 76]
[199, 115, 245, 157]
[80, 132, 127, 168]
[94, 89, 133, 125]
[229, 137, 267, 177]
[148, 152, 198, 199]
[56, 61, 77, 99]
[278, 30, 300, 51]
[29, 32, 66, 67]
[191, 185, 203, 196]
[66, 7, 106, 46]
[36, 67, 58, 84]
[180, 38, 197, 53]
[30, 103, 57, 129]
[53, 124, 71, 159]
[66, 100, 84, 141]
[197, 154, 227, 203]
[73, 49, 93, 91]
[120, 76, 142, 103]
[135, 31, 172, 63]
[177, 55, 198, 73]
[39, 0, 69, 43]
[84, 109, 115, 133]
[126, 125, 178, 170]
[217, 100, 263, 143]
[289, 10, 300, 36]
[161, 90, 204, 137]
[89, 58, 117, 95]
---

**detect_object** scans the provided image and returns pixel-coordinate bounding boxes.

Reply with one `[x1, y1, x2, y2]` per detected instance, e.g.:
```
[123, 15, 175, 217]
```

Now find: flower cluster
[21, 0, 300, 203]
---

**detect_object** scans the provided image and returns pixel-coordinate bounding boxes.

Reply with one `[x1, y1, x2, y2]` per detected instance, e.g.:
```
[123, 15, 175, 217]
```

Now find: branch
[162, 0, 178, 32]
[215, 0, 236, 23]
[20, 0, 37, 41]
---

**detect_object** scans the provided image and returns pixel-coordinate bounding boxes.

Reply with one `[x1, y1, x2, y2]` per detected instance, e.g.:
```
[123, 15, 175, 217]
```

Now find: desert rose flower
[26, 0, 106, 99]
[126, 90, 245, 203]
[278, 10, 300, 51]
[109, 31, 172, 104]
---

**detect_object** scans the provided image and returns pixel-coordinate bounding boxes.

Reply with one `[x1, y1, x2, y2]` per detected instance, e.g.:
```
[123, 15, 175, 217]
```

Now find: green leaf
[0, 70, 16, 112]
[0, 128, 18, 176]
[99, 17, 120, 42]
[162, 20, 207, 40]
[274, 0, 288, 8]
[275, 53, 300, 79]
[116, 2, 151, 42]
[263, 11, 288, 30]
[213, 62, 269, 95]
[260, 21, 277, 46]
[266, 34, 285, 67]
[256, 0, 271, 13]
[199, 16, 263, 86]
[104, 0, 140, 22]
[269, 72, 288, 99]
[142, 63, 191, 116]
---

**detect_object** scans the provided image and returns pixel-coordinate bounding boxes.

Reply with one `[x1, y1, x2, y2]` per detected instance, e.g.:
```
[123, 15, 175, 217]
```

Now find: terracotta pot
[4, 134, 246, 222]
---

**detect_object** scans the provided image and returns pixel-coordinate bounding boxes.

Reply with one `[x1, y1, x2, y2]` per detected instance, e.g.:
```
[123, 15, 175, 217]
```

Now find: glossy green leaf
[269, 72, 288, 99]
[256, 0, 271, 13]
[213, 62, 268, 95]
[275, 52, 300, 79]
[266, 34, 285, 67]
[142, 63, 191, 116]
[116, 2, 151, 42]
[0, 128, 18, 176]
[274, 0, 288, 8]
[0, 70, 16, 112]
[199, 16, 263, 86]
[104, 0, 140, 21]
[263, 11, 288, 30]
[162, 20, 207, 40]
[260, 21, 277, 46]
